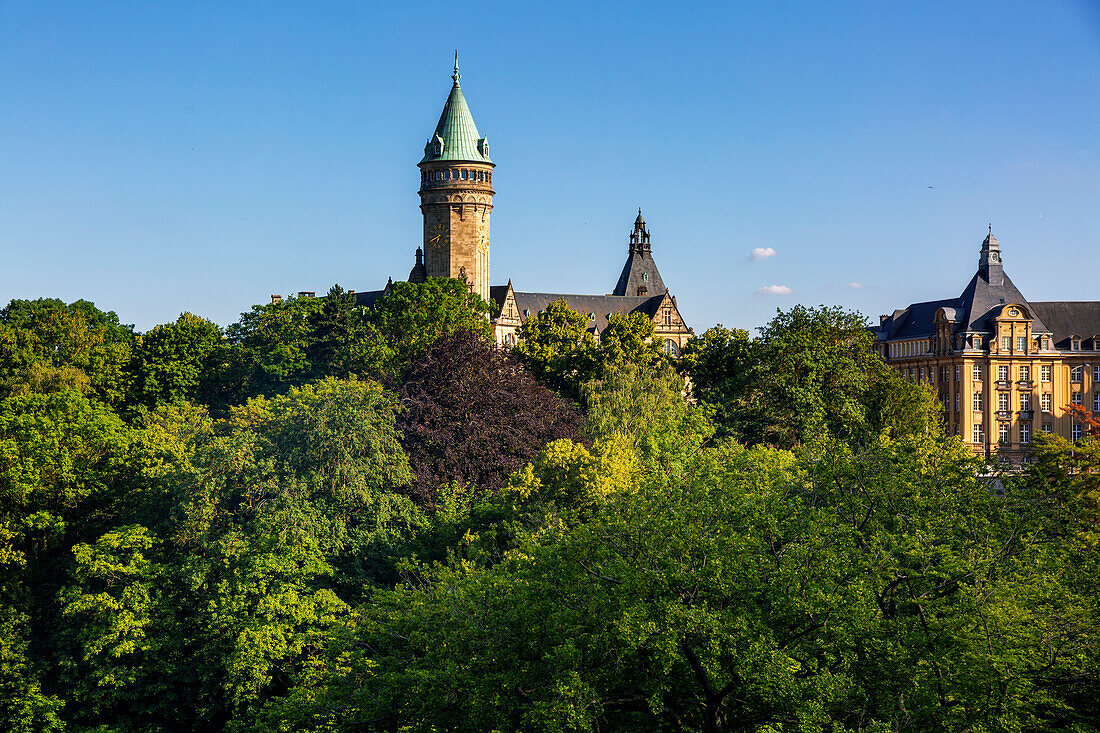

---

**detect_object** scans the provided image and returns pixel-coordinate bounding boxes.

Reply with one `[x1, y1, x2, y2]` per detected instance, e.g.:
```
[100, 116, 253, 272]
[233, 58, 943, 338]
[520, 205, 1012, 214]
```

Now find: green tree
[596, 311, 664, 372]
[0, 298, 134, 406]
[222, 294, 326, 406]
[305, 285, 388, 381]
[366, 279, 493, 374]
[686, 306, 939, 449]
[512, 299, 598, 400]
[130, 312, 226, 409]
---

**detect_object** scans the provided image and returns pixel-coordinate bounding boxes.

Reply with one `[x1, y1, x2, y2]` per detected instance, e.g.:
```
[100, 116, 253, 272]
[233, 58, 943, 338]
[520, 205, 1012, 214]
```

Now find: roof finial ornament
[452, 50, 460, 84]
[989, 223, 992, 236]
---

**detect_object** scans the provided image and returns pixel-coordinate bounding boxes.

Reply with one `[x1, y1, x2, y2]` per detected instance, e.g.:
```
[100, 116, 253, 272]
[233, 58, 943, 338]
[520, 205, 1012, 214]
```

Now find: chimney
[298, 291, 316, 299]
[271, 294, 283, 305]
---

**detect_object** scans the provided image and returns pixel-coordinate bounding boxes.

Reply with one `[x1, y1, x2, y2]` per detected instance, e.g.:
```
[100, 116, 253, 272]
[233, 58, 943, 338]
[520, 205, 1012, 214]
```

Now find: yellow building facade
[874, 230, 1100, 464]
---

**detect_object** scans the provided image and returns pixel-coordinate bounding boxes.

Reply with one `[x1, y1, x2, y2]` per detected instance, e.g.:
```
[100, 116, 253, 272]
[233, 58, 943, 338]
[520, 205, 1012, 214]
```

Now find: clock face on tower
[428, 223, 447, 252]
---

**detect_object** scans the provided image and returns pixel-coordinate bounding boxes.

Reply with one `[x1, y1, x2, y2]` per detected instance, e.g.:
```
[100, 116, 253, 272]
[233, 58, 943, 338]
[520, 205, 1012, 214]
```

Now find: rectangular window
[1071, 392, 1083, 406]
[941, 394, 949, 412]
[1017, 336, 1026, 352]
[955, 365, 960, 382]
[1042, 364, 1052, 382]
[1041, 393, 1052, 412]
[1042, 422, 1052, 433]
[1071, 366, 1083, 382]
[1094, 393, 1100, 412]
[942, 366, 950, 383]
[955, 393, 960, 411]
[1019, 365, 1030, 382]
[973, 365, 983, 381]
[909, 369, 915, 381]
[998, 365, 1009, 381]
[998, 393, 1010, 411]
[973, 392, 984, 411]
[1093, 366, 1100, 382]
[973, 424, 984, 443]
[1072, 424, 1084, 441]
[999, 423, 1010, 443]
[1020, 392, 1031, 411]
[1020, 423, 1030, 444]
[1002, 336, 1011, 351]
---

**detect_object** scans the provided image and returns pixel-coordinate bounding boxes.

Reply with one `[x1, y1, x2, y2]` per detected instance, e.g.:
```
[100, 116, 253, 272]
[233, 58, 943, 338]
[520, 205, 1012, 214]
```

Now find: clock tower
[418, 54, 495, 302]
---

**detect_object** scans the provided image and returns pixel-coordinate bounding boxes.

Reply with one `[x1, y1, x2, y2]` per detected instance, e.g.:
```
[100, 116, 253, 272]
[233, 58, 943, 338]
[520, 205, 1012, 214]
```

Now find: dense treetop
[0, 289, 1095, 732]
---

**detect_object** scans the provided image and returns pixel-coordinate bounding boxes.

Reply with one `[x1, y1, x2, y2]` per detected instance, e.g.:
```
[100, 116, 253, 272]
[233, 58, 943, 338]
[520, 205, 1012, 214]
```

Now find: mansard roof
[1029, 302, 1100, 348]
[420, 56, 492, 165]
[878, 231, 1053, 341]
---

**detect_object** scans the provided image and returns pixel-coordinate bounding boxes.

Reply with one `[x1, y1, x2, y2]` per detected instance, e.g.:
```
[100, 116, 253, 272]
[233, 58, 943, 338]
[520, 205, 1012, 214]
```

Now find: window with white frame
[973, 392, 984, 411]
[1020, 392, 1031, 411]
[942, 366, 949, 383]
[1071, 391, 1083, 406]
[1093, 366, 1100, 382]
[1019, 364, 1030, 382]
[1072, 423, 1084, 441]
[1094, 393, 1100, 412]
[1001, 336, 1011, 351]
[998, 392, 1010, 412]
[1042, 422, 1052, 433]
[998, 365, 1009, 381]
[955, 365, 960, 382]
[973, 424, 984, 443]
[1071, 366, 1083, 382]
[973, 364, 983, 381]
[999, 423, 1010, 443]
[954, 393, 960, 411]
[1041, 393, 1052, 412]
[1017, 336, 1026, 352]
[1020, 423, 1030, 444]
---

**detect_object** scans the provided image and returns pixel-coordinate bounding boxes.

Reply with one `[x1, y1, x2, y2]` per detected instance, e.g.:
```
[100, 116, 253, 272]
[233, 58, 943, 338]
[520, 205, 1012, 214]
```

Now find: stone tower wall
[418, 163, 495, 302]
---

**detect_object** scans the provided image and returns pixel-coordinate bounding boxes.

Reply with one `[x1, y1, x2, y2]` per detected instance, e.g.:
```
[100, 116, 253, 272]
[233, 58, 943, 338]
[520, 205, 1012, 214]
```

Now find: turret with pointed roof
[417, 54, 495, 302]
[420, 53, 492, 165]
[612, 209, 667, 297]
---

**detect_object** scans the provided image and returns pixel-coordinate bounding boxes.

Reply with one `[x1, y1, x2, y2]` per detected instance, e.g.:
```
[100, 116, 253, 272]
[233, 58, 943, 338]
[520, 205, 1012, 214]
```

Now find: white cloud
[750, 247, 777, 261]
[756, 284, 793, 295]
[847, 282, 864, 289]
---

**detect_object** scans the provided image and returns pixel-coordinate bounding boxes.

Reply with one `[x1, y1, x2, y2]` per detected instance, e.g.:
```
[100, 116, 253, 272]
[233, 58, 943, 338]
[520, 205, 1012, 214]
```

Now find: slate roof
[611, 210, 667, 297]
[420, 57, 492, 164]
[353, 289, 387, 308]
[612, 250, 666, 297]
[878, 233, 1055, 342]
[509, 292, 663, 333]
[1029, 302, 1100, 347]
[954, 268, 1050, 334]
[880, 298, 957, 340]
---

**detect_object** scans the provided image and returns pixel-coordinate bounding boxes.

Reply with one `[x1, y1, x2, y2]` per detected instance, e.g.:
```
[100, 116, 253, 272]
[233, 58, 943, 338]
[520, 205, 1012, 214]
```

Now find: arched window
[663, 339, 678, 356]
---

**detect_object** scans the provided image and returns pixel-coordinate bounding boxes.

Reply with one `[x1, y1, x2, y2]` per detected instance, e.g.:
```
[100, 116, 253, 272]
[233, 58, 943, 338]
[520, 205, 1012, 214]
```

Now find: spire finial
[989, 223, 992, 235]
[452, 51, 460, 84]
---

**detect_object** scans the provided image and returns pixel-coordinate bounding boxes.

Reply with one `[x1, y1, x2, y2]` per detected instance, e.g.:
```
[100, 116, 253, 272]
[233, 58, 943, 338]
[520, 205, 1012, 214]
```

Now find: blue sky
[1, 1, 1098, 332]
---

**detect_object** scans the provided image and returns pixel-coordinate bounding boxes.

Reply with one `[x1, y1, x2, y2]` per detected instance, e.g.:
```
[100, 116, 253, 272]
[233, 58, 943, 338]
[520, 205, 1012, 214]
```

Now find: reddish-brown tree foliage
[396, 330, 585, 504]
[1065, 403, 1100, 437]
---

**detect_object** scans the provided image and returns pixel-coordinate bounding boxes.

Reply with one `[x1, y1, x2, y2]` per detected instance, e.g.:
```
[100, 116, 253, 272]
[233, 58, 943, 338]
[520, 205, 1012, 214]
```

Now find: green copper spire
[421, 53, 492, 164]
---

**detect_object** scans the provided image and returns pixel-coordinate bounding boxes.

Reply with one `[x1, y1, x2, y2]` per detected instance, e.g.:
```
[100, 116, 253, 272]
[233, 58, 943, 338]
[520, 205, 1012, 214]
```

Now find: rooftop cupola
[978, 224, 1003, 281]
[420, 52, 493, 164]
[629, 208, 651, 254]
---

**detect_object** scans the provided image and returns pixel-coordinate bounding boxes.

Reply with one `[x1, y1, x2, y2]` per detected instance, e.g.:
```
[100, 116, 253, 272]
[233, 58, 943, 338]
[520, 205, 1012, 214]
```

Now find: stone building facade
[874, 228, 1100, 464]
[356, 57, 693, 352]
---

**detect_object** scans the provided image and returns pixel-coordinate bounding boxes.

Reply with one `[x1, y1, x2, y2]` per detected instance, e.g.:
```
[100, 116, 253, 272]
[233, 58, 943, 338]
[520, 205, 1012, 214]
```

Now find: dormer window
[642, 273, 649, 281]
